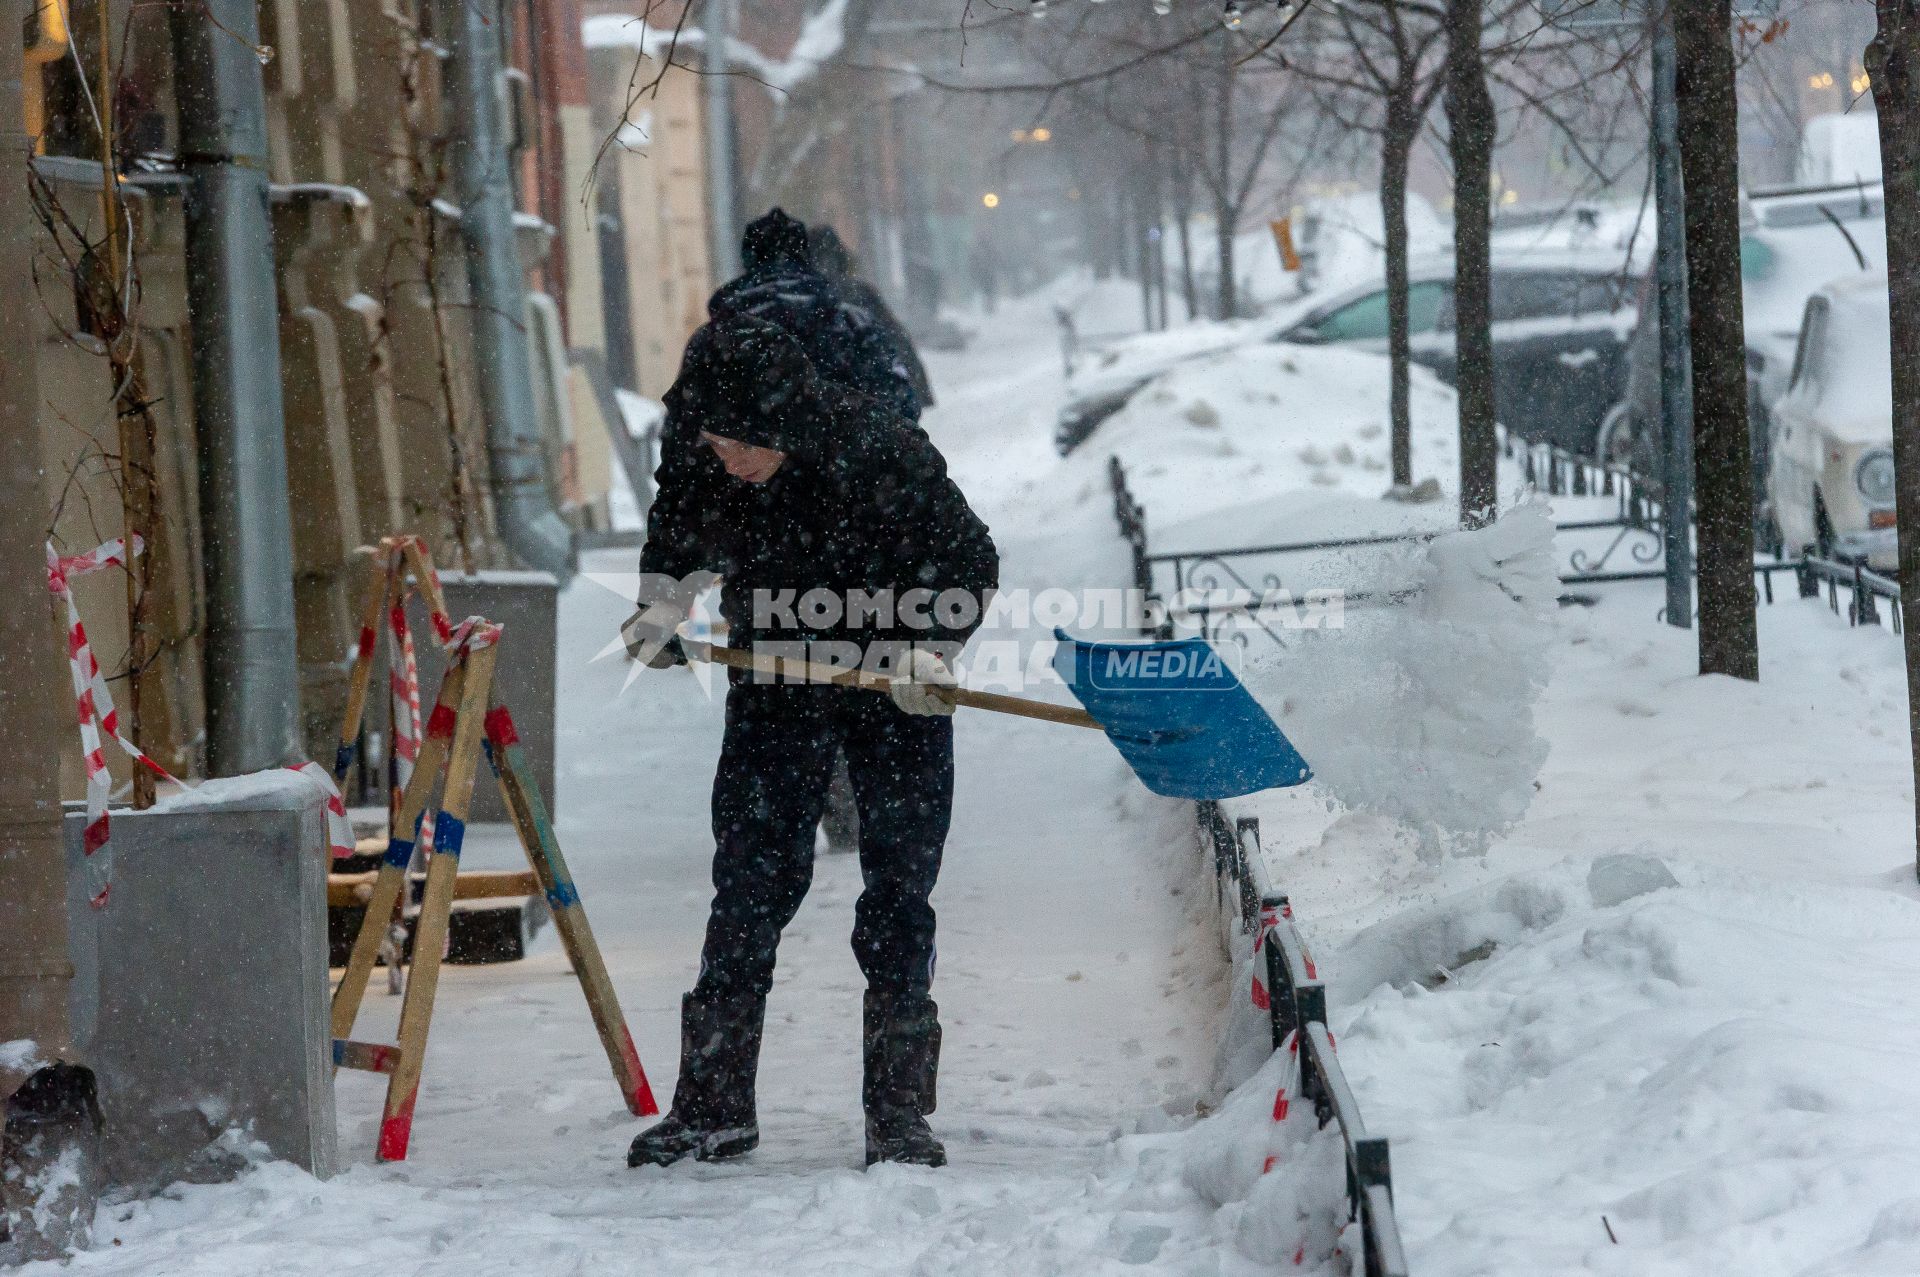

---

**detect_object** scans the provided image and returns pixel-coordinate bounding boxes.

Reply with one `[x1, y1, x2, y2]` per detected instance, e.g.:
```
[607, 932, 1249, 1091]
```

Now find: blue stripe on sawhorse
[432, 810, 467, 859]
[383, 811, 425, 869]
[545, 879, 580, 909]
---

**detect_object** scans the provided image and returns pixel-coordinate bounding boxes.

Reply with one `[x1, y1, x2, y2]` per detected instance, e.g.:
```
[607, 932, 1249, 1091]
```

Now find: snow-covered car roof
[1742, 184, 1885, 342]
[1287, 245, 1638, 327]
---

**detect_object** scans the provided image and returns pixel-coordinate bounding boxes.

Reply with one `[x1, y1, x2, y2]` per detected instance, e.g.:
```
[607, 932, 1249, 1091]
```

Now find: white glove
[621, 605, 686, 668]
[623, 572, 709, 668]
[889, 649, 957, 717]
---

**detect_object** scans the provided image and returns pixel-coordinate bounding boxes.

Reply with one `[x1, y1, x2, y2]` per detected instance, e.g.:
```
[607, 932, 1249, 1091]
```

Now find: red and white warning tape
[387, 596, 422, 788]
[374, 537, 479, 792]
[1248, 901, 1318, 1013]
[48, 537, 355, 907]
[444, 615, 503, 654]
[49, 538, 170, 907]
[1261, 1028, 1302, 1174]
[288, 761, 357, 863]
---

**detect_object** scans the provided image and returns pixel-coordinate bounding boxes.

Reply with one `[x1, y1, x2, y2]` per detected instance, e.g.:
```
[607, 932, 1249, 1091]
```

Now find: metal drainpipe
[703, 0, 741, 282]
[169, 0, 302, 774]
[446, 0, 576, 581]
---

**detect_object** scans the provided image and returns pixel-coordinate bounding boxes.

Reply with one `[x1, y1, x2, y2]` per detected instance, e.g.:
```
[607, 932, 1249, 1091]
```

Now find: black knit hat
[671, 314, 828, 454]
[740, 208, 810, 271]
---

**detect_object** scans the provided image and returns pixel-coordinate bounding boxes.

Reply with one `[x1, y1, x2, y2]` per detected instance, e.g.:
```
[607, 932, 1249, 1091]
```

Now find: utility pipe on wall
[169, 0, 302, 774]
[446, 0, 576, 582]
[703, 0, 742, 282]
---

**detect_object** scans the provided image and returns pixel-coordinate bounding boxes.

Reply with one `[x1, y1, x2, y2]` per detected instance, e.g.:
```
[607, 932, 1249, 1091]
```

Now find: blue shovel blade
[1051, 629, 1312, 800]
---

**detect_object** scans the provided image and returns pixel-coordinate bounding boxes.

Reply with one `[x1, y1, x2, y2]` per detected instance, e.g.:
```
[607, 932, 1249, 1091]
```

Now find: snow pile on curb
[1246, 498, 1559, 859]
[1061, 342, 1460, 537]
[1331, 845, 1920, 1275]
[1160, 1044, 1353, 1271]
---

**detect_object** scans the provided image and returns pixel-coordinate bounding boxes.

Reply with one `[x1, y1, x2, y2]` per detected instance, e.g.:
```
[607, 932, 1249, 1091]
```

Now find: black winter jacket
[639, 374, 997, 661]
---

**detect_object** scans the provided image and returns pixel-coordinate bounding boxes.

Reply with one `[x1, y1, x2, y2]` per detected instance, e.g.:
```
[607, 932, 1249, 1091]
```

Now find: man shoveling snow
[621, 314, 998, 1171]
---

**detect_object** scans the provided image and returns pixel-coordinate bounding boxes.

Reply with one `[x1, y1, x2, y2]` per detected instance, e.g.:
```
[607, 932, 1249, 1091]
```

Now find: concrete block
[64, 774, 338, 1188]
[415, 569, 559, 825]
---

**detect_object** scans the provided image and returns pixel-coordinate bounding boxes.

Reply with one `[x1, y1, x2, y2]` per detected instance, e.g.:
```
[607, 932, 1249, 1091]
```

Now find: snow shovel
[678, 631, 1311, 801]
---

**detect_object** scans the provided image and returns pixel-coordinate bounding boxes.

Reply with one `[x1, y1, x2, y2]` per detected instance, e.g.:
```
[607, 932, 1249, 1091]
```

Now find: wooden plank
[328, 868, 539, 909]
[332, 1038, 400, 1075]
[327, 656, 469, 1047]
[486, 702, 658, 1117]
[328, 862, 407, 1045]
[376, 645, 496, 1162]
[400, 536, 453, 643]
[333, 541, 397, 781]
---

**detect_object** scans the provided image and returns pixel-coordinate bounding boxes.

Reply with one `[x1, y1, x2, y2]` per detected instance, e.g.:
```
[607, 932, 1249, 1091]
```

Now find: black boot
[863, 991, 945, 1168]
[627, 992, 765, 1168]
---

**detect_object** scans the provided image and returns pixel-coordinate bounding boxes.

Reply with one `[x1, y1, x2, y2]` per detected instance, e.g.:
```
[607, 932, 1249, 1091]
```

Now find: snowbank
[1233, 579, 1920, 1274]
[1056, 340, 1462, 539]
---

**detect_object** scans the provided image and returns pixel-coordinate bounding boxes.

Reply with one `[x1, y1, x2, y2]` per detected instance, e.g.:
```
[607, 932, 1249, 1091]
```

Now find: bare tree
[1448, 0, 1497, 526]
[1275, 0, 1446, 490]
[1007, 5, 1333, 320]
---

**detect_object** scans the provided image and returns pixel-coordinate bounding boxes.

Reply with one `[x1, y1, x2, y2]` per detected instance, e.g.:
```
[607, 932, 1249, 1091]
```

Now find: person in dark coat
[808, 224, 936, 411]
[709, 208, 922, 423]
[621, 314, 998, 1171]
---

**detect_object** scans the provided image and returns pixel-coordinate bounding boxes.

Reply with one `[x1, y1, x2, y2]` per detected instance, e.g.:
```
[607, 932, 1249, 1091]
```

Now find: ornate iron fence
[1799, 554, 1903, 632]
[1199, 801, 1410, 1277]
[1105, 446, 1825, 643]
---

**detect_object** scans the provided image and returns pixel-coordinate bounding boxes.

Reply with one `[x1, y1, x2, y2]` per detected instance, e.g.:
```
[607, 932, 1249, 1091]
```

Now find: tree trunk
[1170, 144, 1199, 320]
[1215, 209, 1238, 319]
[1147, 147, 1169, 330]
[1867, 0, 1920, 879]
[1382, 108, 1416, 490]
[1448, 0, 1497, 526]
[1673, 0, 1758, 680]
[1214, 29, 1238, 320]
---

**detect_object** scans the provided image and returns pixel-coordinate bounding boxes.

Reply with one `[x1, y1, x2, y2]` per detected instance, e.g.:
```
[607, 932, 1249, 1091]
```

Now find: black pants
[694, 681, 953, 1003]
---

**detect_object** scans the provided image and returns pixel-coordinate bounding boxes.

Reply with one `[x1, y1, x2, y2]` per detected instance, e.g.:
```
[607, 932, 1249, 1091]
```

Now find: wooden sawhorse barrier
[330, 621, 658, 1160]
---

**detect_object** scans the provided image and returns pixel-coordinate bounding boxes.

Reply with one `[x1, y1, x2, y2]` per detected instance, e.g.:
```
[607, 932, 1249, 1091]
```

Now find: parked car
[1273, 247, 1640, 455]
[1604, 179, 1885, 497]
[1765, 272, 1896, 568]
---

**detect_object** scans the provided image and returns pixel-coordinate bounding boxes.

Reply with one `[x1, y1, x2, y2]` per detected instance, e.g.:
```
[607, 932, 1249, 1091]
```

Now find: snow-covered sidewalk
[48, 286, 1308, 1276]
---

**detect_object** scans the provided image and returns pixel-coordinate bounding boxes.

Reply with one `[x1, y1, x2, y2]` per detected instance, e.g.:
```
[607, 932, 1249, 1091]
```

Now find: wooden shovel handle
[681, 640, 1102, 731]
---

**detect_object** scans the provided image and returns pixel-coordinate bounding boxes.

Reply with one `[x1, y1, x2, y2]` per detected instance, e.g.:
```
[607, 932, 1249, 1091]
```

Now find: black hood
[663, 314, 834, 457]
[807, 225, 854, 282]
[740, 207, 811, 272]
